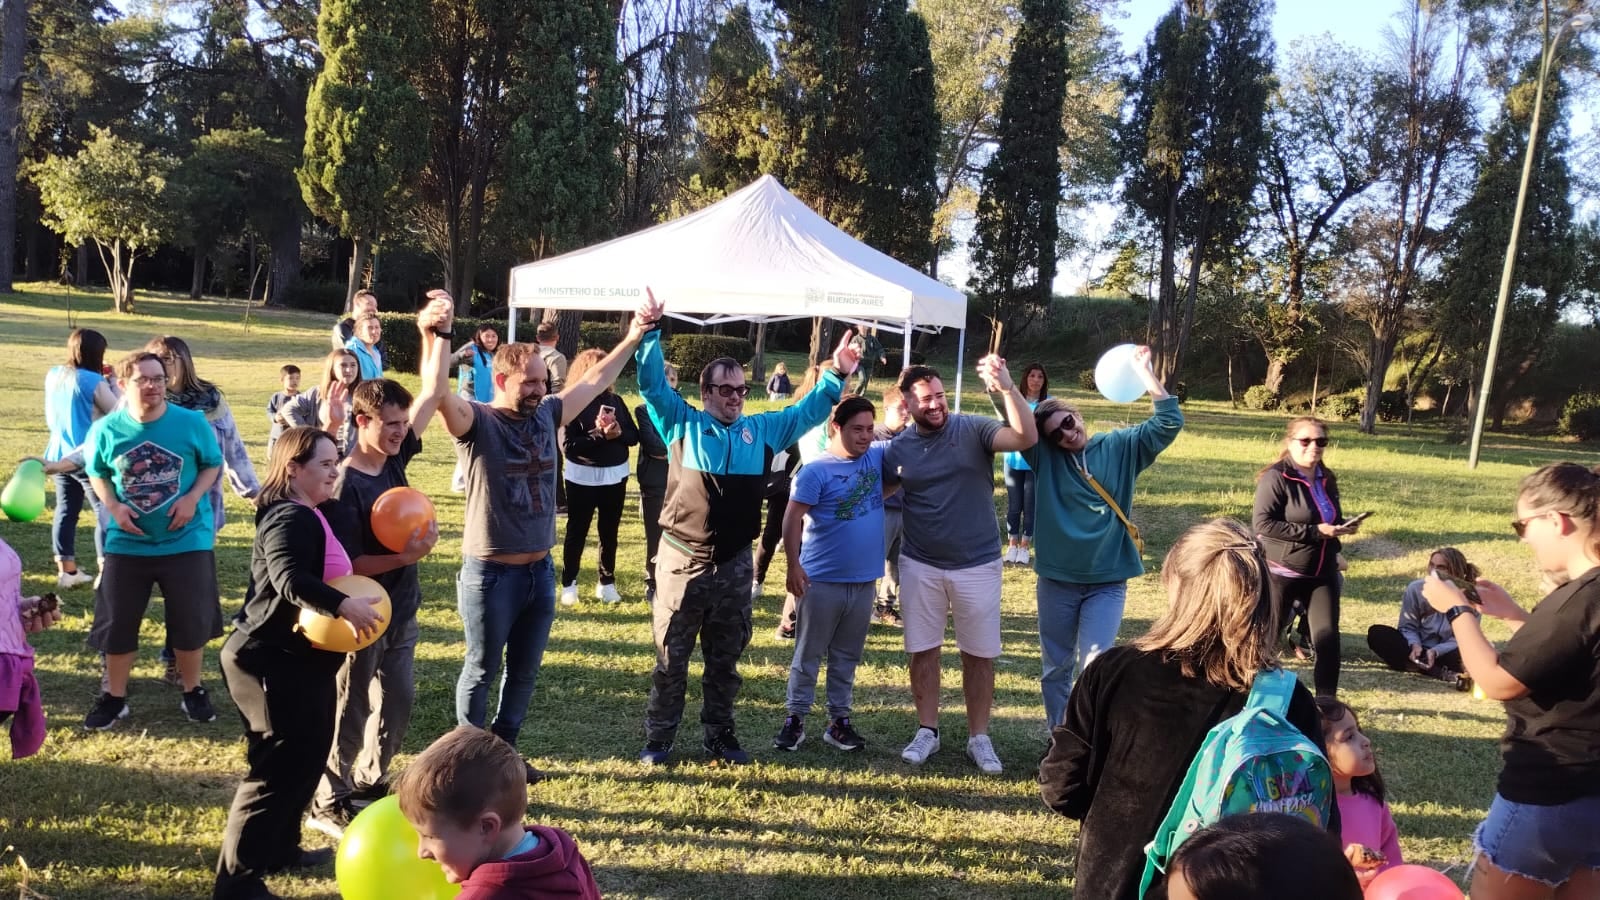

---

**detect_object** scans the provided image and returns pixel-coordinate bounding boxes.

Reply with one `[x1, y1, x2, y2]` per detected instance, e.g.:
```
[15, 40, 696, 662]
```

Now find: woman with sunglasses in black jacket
[1253, 417, 1361, 697]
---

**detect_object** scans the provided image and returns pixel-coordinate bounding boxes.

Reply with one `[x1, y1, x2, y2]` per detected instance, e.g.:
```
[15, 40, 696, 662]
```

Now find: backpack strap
[1245, 668, 1297, 718]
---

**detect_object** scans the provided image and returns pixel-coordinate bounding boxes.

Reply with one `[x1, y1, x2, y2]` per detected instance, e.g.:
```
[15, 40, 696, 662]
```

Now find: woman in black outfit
[559, 348, 639, 604]
[1252, 417, 1359, 696]
[636, 362, 678, 606]
[1039, 519, 1334, 900]
[213, 427, 385, 900]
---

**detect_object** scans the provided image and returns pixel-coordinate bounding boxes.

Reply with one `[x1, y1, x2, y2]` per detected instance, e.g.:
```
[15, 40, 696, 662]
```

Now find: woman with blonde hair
[1421, 462, 1600, 899]
[1040, 518, 1333, 900]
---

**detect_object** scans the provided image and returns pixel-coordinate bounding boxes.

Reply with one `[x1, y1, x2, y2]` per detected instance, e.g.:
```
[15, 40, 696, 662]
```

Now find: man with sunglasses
[1021, 346, 1180, 732]
[634, 318, 861, 766]
[885, 357, 1038, 775]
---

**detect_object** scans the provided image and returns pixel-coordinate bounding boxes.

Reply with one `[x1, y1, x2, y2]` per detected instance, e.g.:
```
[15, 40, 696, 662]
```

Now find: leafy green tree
[861, 2, 939, 269]
[0, 0, 24, 292]
[967, 0, 1069, 352]
[30, 127, 176, 312]
[170, 128, 297, 299]
[297, 0, 428, 311]
[682, 3, 776, 207]
[1120, 0, 1275, 384]
[1436, 59, 1575, 430]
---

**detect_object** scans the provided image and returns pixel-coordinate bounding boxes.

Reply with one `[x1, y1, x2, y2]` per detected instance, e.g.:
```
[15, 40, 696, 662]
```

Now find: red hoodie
[456, 826, 601, 900]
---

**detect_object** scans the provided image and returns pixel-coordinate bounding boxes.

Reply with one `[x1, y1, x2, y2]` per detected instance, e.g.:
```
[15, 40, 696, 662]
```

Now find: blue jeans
[51, 471, 105, 564]
[1474, 792, 1600, 885]
[455, 555, 556, 743]
[1037, 577, 1127, 729]
[1003, 464, 1036, 539]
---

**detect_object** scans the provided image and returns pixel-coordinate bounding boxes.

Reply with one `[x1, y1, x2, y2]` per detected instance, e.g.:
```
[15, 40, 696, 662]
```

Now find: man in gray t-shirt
[883, 359, 1036, 775]
[437, 294, 662, 779]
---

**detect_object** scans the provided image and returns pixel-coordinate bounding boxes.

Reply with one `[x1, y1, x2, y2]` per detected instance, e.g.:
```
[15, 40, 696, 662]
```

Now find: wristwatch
[1444, 605, 1480, 624]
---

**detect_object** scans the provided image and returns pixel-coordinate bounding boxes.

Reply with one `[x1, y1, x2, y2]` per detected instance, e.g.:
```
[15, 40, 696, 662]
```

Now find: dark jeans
[1367, 624, 1463, 677]
[641, 483, 665, 591]
[51, 471, 105, 565]
[753, 490, 788, 585]
[560, 479, 627, 587]
[1003, 463, 1037, 539]
[455, 555, 556, 743]
[214, 631, 342, 899]
[1268, 572, 1341, 695]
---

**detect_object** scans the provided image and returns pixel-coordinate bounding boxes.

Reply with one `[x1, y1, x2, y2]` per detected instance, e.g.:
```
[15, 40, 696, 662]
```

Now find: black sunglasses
[1294, 436, 1329, 447]
[708, 383, 751, 398]
[1049, 413, 1078, 444]
[1512, 510, 1562, 538]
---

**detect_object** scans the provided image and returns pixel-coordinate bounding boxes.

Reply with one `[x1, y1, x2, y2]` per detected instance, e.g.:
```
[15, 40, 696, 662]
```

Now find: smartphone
[599, 405, 615, 419]
[1341, 511, 1373, 527]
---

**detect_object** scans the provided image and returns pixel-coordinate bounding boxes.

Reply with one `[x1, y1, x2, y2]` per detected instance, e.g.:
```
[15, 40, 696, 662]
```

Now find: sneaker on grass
[559, 584, 579, 607]
[83, 693, 129, 730]
[181, 686, 217, 723]
[56, 570, 93, 590]
[967, 734, 1003, 775]
[774, 715, 805, 751]
[595, 583, 621, 604]
[901, 726, 940, 764]
[824, 717, 866, 752]
[639, 740, 673, 766]
[703, 729, 751, 765]
[305, 802, 356, 840]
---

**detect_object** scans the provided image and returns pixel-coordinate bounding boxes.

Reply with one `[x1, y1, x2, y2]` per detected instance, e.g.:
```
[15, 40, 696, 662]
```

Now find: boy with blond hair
[395, 726, 600, 899]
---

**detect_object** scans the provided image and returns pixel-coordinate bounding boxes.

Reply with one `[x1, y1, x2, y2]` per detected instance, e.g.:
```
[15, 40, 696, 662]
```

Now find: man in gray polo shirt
[883, 359, 1036, 774]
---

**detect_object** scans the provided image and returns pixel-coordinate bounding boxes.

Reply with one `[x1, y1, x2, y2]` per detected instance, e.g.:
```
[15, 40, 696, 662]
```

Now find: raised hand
[975, 354, 1014, 392]
[631, 288, 666, 340]
[831, 329, 861, 376]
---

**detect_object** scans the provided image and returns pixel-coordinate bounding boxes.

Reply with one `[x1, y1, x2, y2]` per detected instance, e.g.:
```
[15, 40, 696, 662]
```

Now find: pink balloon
[1364, 865, 1465, 900]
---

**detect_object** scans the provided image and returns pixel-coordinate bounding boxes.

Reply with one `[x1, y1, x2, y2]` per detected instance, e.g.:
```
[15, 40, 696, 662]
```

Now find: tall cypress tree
[862, 2, 940, 270]
[297, 0, 428, 311]
[967, 0, 1069, 352]
[694, 3, 777, 202]
[1436, 59, 1575, 430]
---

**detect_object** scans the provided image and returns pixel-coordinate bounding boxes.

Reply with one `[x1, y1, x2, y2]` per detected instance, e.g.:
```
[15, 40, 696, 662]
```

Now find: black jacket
[1253, 459, 1343, 579]
[562, 390, 638, 468]
[1040, 646, 1336, 900]
[636, 401, 668, 493]
[234, 500, 351, 652]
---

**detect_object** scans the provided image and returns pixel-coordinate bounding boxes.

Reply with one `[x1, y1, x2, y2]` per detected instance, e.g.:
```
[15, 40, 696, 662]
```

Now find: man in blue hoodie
[634, 317, 860, 765]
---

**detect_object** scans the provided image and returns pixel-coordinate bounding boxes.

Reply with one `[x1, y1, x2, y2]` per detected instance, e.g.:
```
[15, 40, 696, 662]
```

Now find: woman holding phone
[1253, 417, 1358, 697]
[558, 348, 639, 606]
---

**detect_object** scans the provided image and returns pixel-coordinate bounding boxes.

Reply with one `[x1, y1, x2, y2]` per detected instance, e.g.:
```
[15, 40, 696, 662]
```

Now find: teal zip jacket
[1021, 397, 1183, 584]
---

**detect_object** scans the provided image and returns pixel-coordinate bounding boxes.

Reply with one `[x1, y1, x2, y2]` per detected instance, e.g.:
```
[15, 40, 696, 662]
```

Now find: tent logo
[804, 287, 826, 308]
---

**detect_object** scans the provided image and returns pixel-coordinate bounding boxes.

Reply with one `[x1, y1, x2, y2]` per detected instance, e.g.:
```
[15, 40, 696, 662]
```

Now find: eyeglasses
[1294, 436, 1329, 447]
[708, 383, 751, 398]
[1512, 510, 1563, 538]
[131, 375, 168, 386]
[1048, 413, 1078, 444]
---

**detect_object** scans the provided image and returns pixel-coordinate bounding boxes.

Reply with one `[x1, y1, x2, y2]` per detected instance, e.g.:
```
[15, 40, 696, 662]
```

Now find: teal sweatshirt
[1021, 397, 1183, 584]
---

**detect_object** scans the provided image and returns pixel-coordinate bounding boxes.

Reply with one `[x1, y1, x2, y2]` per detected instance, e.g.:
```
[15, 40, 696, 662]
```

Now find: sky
[1114, 0, 1410, 58]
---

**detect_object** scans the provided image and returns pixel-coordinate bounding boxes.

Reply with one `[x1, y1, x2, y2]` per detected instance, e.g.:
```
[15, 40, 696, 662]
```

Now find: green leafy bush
[879, 349, 926, 378]
[665, 335, 755, 385]
[1078, 368, 1097, 390]
[1378, 389, 1409, 422]
[279, 280, 346, 313]
[1323, 393, 1362, 422]
[1560, 392, 1600, 441]
[1242, 385, 1280, 411]
[376, 313, 496, 374]
[578, 321, 620, 350]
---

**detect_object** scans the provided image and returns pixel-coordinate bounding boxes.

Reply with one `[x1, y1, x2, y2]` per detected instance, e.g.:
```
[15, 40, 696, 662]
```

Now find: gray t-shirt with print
[883, 412, 1003, 569]
[457, 397, 564, 559]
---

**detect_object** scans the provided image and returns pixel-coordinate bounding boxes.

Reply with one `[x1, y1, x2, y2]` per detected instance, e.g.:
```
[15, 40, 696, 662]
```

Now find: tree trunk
[751, 320, 768, 388]
[189, 250, 207, 300]
[554, 309, 581, 361]
[345, 237, 370, 312]
[808, 317, 832, 366]
[76, 243, 89, 287]
[1172, 217, 1209, 387]
[1264, 356, 1289, 396]
[0, 0, 25, 293]
[268, 207, 301, 307]
[1359, 327, 1398, 434]
[98, 239, 135, 313]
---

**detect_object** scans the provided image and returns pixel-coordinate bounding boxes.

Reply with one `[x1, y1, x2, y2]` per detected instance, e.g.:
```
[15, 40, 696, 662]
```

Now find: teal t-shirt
[85, 405, 223, 556]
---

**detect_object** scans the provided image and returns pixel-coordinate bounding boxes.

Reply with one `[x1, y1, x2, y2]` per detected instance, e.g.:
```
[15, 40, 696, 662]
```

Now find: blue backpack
[1138, 668, 1335, 897]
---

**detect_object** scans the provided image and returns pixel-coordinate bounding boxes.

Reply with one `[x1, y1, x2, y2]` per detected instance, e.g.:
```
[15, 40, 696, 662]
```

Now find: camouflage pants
[643, 541, 754, 745]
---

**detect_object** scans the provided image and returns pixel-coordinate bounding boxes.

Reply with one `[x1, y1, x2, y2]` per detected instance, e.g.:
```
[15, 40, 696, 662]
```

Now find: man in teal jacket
[1020, 346, 1182, 730]
[635, 321, 861, 765]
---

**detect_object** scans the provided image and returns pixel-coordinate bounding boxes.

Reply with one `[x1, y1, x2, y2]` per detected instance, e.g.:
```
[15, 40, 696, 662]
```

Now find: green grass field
[0, 284, 1595, 899]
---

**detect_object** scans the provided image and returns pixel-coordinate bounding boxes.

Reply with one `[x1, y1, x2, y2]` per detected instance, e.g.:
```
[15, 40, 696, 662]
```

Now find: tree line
[1, 0, 1596, 433]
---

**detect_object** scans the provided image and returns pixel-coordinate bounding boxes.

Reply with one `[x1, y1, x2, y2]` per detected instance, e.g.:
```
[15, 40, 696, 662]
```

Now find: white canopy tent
[506, 174, 973, 405]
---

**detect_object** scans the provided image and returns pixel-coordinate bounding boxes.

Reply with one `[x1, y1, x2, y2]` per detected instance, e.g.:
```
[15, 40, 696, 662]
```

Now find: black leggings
[753, 489, 788, 585]
[1268, 572, 1341, 696]
[561, 479, 627, 586]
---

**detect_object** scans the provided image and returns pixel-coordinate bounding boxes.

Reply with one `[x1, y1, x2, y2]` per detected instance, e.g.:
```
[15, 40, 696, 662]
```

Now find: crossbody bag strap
[1084, 472, 1144, 553]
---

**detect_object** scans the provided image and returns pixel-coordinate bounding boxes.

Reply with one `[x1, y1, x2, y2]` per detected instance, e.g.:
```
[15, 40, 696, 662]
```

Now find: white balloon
[1094, 344, 1145, 403]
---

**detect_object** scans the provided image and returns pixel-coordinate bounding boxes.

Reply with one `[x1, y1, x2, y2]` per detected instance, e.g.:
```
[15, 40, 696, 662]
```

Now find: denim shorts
[1474, 792, 1600, 885]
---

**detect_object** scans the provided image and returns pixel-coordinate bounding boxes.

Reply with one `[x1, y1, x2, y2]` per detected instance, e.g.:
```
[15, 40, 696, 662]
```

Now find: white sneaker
[967, 734, 1003, 774]
[57, 570, 93, 589]
[1017, 546, 1031, 566]
[901, 727, 940, 765]
[559, 584, 579, 607]
[752, 580, 763, 600]
[595, 583, 621, 604]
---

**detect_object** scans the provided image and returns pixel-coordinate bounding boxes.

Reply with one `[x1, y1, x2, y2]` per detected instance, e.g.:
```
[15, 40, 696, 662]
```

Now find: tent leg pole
[902, 326, 911, 373]
[954, 328, 966, 413]
[508, 306, 517, 343]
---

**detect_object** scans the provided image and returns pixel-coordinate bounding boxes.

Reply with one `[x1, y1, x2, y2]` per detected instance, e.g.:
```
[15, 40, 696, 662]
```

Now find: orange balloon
[296, 574, 392, 653]
[1364, 865, 1465, 900]
[370, 487, 436, 553]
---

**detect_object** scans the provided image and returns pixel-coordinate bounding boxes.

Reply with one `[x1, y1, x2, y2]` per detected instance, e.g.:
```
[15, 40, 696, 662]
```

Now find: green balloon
[15, 459, 46, 489]
[336, 796, 461, 900]
[1, 474, 47, 522]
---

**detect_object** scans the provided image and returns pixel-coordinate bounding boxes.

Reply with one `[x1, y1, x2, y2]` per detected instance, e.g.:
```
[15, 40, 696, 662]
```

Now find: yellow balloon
[337, 797, 460, 900]
[296, 574, 392, 653]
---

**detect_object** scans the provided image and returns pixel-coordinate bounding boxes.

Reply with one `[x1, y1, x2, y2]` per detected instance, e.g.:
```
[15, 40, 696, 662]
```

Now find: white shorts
[898, 555, 1003, 658]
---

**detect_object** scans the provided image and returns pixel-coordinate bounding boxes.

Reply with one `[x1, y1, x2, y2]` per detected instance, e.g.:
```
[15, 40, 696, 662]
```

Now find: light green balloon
[1, 475, 47, 522]
[336, 796, 461, 900]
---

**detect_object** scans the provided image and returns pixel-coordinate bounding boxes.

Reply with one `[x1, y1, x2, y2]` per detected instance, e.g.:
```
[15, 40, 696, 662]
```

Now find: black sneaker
[774, 715, 805, 751]
[1437, 667, 1473, 692]
[523, 759, 546, 784]
[639, 740, 673, 765]
[181, 686, 217, 723]
[703, 729, 751, 765]
[84, 692, 129, 730]
[824, 717, 866, 752]
[873, 603, 904, 628]
[305, 802, 356, 840]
